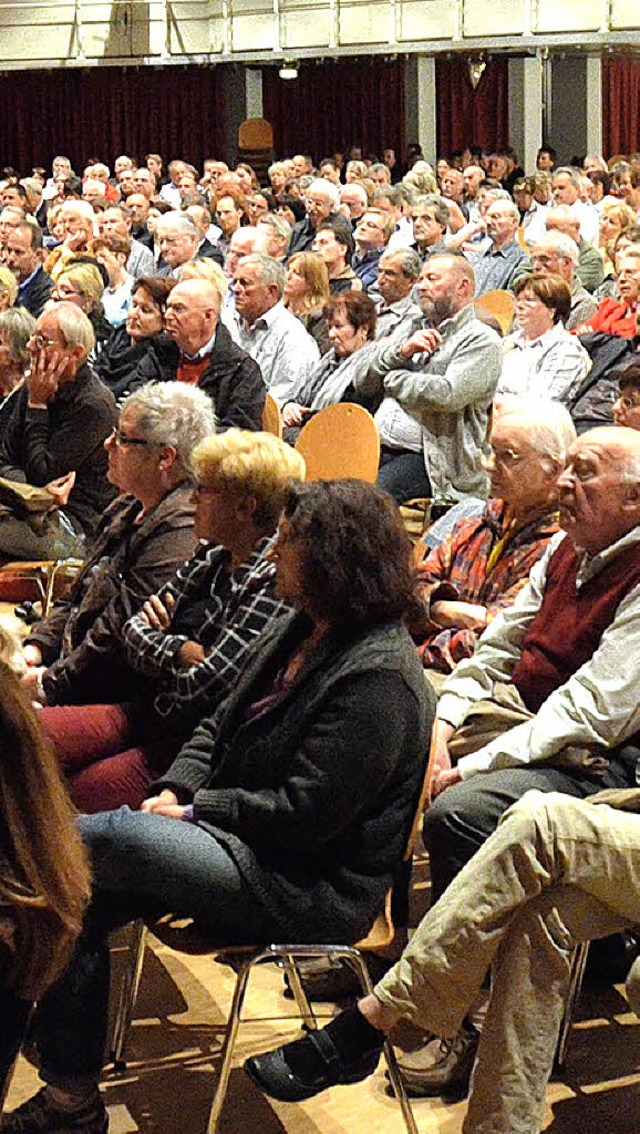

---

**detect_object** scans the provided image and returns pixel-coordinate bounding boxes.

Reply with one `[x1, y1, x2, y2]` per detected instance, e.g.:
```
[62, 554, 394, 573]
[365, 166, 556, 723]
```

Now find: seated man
[467, 199, 527, 296]
[130, 278, 266, 431]
[5, 220, 53, 317]
[230, 253, 320, 405]
[351, 209, 394, 295]
[412, 399, 574, 675]
[247, 787, 640, 1134]
[353, 252, 502, 504]
[0, 302, 116, 559]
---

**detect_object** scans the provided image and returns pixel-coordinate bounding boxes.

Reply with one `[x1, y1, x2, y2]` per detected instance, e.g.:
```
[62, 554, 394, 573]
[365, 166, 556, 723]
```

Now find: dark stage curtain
[262, 58, 406, 163]
[602, 57, 640, 158]
[0, 66, 226, 173]
[436, 55, 509, 157]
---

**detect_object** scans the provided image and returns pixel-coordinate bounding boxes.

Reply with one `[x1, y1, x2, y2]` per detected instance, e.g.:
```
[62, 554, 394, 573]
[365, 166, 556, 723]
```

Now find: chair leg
[555, 941, 590, 1070]
[207, 948, 273, 1134]
[281, 954, 318, 1032]
[110, 920, 148, 1071]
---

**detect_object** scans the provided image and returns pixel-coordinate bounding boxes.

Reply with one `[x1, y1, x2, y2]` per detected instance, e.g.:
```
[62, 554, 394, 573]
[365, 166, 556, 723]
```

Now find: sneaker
[391, 1022, 480, 1098]
[1, 1087, 108, 1134]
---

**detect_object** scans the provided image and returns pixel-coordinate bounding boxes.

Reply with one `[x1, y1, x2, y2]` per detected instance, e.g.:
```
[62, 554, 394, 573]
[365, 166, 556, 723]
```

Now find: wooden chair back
[295, 403, 379, 482]
[261, 392, 282, 438]
[475, 288, 516, 336]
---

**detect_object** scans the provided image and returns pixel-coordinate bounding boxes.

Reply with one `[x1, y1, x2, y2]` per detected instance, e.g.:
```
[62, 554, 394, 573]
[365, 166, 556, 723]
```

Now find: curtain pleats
[435, 56, 509, 157]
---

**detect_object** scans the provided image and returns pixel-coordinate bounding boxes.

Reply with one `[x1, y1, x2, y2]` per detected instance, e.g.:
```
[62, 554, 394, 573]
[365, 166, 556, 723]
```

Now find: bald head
[164, 278, 220, 354]
[225, 225, 270, 278]
[556, 426, 640, 553]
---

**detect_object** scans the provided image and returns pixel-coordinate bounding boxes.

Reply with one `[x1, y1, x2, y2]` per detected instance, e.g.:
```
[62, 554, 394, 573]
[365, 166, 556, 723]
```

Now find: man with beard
[353, 252, 501, 502]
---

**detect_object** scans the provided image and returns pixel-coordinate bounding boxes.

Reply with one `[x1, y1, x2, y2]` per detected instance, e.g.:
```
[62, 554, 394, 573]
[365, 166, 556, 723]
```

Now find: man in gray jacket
[354, 252, 502, 504]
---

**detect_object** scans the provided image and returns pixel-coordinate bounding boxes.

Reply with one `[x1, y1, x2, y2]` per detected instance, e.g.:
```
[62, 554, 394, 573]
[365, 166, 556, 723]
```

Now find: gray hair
[155, 213, 199, 241]
[257, 213, 292, 242]
[369, 163, 391, 182]
[554, 166, 581, 187]
[497, 397, 577, 471]
[413, 194, 450, 228]
[534, 229, 579, 265]
[488, 199, 520, 221]
[0, 307, 35, 368]
[380, 247, 422, 280]
[52, 302, 96, 360]
[309, 178, 340, 214]
[240, 253, 286, 298]
[340, 183, 368, 207]
[483, 187, 511, 203]
[373, 186, 403, 208]
[122, 382, 216, 476]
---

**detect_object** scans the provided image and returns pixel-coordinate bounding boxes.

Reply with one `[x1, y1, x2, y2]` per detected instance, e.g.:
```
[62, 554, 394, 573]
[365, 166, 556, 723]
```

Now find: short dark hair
[282, 480, 415, 629]
[131, 276, 175, 309]
[324, 291, 377, 339]
[616, 362, 640, 394]
[538, 145, 557, 161]
[278, 194, 306, 223]
[316, 217, 354, 258]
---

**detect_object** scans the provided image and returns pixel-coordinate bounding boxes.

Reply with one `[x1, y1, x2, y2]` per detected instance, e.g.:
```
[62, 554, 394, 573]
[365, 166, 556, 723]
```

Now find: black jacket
[16, 265, 53, 318]
[288, 217, 316, 258]
[571, 332, 638, 434]
[0, 363, 116, 535]
[94, 326, 162, 402]
[130, 323, 266, 431]
[152, 614, 434, 941]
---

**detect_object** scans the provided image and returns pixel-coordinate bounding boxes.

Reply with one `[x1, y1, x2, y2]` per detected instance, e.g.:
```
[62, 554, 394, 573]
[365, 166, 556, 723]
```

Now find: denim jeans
[19, 806, 279, 1089]
[375, 791, 640, 1134]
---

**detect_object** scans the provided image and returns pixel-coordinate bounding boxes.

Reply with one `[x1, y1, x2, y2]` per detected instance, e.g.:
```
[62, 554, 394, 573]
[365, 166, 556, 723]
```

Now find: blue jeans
[19, 806, 279, 1089]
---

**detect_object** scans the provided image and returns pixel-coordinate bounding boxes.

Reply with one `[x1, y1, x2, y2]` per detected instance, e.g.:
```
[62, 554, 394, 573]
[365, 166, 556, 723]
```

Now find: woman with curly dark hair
[3, 480, 434, 1134]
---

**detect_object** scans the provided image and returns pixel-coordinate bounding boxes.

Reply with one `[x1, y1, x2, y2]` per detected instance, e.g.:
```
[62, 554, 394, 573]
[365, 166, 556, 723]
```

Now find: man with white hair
[257, 213, 292, 262]
[287, 178, 340, 257]
[545, 204, 605, 293]
[231, 253, 320, 405]
[468, 199, 527, 296]
[154, 213, 200, 277]
[530, 230, 597, 329]
[339, 182, 368, 224]
[552, 166, 599, 244]
[131, 278, 265, 431]
[48, 200, 97, 277]
[0, 302, 116, 558]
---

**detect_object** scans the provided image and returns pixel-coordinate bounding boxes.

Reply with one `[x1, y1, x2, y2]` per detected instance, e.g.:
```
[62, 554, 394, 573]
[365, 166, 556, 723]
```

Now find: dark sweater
[129, 323, 266, 431]
[513, 536, 640, 713]
[0, 363, 116, 536]
[152, 613, 434, 941]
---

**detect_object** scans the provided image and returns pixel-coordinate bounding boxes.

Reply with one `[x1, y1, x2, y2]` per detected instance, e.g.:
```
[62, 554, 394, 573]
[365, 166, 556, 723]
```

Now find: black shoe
[245, 1027, 383, 1103]
[1, 1087, 108, 1134]
[390, 1022, 479, 1099]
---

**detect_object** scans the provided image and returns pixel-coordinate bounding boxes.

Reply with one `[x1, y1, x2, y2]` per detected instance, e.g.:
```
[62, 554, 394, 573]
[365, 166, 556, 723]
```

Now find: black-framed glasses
[111, 428, 156, 447]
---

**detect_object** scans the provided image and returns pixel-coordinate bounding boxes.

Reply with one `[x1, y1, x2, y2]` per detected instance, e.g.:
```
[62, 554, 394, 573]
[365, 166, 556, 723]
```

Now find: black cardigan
[151, 613, 434, 942]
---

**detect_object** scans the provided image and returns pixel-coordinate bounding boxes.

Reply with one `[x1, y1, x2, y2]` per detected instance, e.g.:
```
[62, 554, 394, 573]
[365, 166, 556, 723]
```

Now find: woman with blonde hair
[50, 259, 112, 355]
[283, 251, 331, 354]
[31, 429, 305, 814]
[0, 656, 90, 1095]
[0, 266, 18, 313]
[599, 198, 637, 276]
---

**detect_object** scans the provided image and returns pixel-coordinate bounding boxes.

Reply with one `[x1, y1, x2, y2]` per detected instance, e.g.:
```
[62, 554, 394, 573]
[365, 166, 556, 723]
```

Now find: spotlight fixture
[279, 60, 299, 80]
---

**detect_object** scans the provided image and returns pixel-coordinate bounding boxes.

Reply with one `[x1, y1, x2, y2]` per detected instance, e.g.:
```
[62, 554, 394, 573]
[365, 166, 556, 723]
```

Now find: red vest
[512, 535, 640, 713]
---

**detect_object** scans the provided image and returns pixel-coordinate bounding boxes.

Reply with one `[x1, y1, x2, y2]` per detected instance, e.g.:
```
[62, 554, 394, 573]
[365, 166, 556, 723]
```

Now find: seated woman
[94, 276, 174, 403]
[0, 307, 35, 431]
[3, 480, 433, 1134]
[282, 291, 378, 437]
[497, 274, 589, 404]
[90, 232, 134, 329]
[312, 219, 362, 295]
[0, 639, 90, 1095]
[284, 252, 331, 354]
[50, 260, 112, 360]
[411, 399, 575, 677]
[20, 382, 214, 709]
[35, 430, 305, 812]
[0, 265, 18, 313]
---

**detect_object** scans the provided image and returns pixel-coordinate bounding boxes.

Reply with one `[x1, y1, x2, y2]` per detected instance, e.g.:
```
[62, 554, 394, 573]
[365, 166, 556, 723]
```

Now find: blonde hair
[403, 169, 438, 196]
[192, 429, 306, 530]
[285, 252, 330, 317]
[57, 261, 104, 304]
[176, 257, 228, 305]
[0, 265, 18, 306]
[0, 658, 90, 1000]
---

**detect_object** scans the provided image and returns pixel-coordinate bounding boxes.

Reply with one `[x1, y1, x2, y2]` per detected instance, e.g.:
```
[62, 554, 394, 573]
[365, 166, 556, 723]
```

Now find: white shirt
[497, 321, 590, 405]
[231, 301, 320, 406]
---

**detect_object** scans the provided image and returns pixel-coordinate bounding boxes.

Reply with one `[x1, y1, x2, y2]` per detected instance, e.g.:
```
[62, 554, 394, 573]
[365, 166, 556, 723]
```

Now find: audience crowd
[1, 138, 640, 1134]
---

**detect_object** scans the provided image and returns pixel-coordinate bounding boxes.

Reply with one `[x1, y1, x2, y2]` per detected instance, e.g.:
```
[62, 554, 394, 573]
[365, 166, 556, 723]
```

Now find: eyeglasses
[110, 428, 157, 447]
[490, 448, 526, 468]
[30, 333, 58, 350]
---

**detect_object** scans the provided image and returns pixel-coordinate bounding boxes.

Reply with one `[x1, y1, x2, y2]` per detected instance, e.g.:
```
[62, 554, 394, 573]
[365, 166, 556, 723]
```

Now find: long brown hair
[0, 649, 90, 1000]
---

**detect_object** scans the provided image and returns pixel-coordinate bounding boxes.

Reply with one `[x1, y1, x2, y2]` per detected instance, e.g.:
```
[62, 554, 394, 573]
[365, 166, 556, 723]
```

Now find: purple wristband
[181, 804, 195, 823]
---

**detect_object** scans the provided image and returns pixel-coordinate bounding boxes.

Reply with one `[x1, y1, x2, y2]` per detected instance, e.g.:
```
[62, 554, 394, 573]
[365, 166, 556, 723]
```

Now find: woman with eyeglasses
[49, 260, 112, 360]
[20, 381, 214, 716]
[23, 429, 304, 814]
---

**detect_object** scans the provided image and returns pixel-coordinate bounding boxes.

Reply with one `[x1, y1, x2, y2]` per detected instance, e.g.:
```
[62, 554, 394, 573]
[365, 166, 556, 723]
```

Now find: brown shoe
[392, 1022, 480, 1098]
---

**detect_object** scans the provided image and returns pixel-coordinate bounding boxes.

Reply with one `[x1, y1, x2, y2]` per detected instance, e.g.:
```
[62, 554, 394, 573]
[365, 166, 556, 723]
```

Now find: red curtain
[262, 58, 406, 163]
[602, 57, 640, 158]
[436, 56, 509, 157]
[0, 66, 226, 174]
